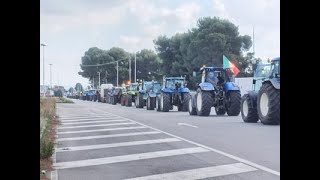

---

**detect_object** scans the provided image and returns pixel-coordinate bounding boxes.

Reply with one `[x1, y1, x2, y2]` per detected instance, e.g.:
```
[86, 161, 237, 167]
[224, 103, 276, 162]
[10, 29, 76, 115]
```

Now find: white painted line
[58, 122, 136, 129]
[62, 119, 128, 125]
[56, 138, 181, 152]
[51, 170, 57, 180]
[59, 115, 114, 119]
[57, 126, 147, 134]
[100, 111, 280, 176]
[57, 131, 162, 142]
[54, 147, 209, 169]
[125, 163, 257, 180]
[60, 116, 121, 122]
[177, 123, 198, 128]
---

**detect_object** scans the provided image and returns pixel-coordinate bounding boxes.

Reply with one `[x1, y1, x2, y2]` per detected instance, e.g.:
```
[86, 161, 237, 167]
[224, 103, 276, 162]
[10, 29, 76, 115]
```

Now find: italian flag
[223, 55, 240, 76]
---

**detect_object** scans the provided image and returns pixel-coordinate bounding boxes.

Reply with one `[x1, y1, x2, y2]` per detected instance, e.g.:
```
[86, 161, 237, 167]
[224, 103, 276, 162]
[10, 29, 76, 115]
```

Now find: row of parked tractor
[68, 57, 280, 125]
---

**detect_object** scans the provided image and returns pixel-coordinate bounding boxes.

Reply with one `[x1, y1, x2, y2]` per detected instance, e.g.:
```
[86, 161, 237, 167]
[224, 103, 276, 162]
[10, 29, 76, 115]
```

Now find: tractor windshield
[165, 79, 185, 89]
[254, 63, 271, 78]
[206, 71, 228, 85]
[271, 60, 280, 78]
[129, 84, 138, 91]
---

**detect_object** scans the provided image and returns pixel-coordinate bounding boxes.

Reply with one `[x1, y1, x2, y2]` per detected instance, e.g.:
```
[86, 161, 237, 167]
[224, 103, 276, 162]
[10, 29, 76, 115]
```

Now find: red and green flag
[223, 55, 240, 76]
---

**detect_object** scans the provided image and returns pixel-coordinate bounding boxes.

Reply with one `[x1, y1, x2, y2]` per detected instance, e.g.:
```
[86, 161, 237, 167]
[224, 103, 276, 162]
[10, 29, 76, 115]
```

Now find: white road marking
[54, 147, 209, 169]
[57, 126, 147, 134]
[125, 163, 257, 180]
[58, 122, 136, 129]
[57, 131, 162, 142]
[100, 111, 280, 176]
[59, 116, 121, 122]
[56, 138, 181, 152]
[177, 123, 198, 128]
[62, 119, 128, 125]
[59, 115, 115, 119]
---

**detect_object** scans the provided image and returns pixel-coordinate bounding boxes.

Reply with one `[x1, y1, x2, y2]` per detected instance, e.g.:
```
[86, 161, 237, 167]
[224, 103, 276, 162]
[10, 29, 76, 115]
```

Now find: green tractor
[240, 57, 280, 125]
[135, 80, 162, 110]
[121, 83, 140, 107]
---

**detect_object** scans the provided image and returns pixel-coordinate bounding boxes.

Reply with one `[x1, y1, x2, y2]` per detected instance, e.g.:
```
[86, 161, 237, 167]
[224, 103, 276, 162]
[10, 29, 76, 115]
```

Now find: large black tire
[146, 97, 151, 110]
[126, 95, 132, 107]
[188, 95, 197, 115]
[149, 97, 155, 110]
[257, 83, 280, 125]
[156, 96, 161, 111]
[226, 91, 241, 116]
[182, 93, 190, 112]
[215, 107, 226, 115]
[241, 94, 259, 123]
[160, 93, 170, 112]
[136, 94, 144, 108]
[196, 89, 212, 116]
[121, 96, 125, 106]
[112, 96, 117, 105]
[177, 104, 182, 111]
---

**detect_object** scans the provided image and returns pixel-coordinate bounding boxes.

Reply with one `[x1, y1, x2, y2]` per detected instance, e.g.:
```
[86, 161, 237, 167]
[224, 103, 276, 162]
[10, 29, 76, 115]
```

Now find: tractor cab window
[206, 71, 226, 85]
[254, 64, 271, 78]
[130, 84, 138, 91]
[165, 79, 184, 89]
[153, 83, 161, 93]
[271, 61, 280, 78]
[166, 80, 176, 89]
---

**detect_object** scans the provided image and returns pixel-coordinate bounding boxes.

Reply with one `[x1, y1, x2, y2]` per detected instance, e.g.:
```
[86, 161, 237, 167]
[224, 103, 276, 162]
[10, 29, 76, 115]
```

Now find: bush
[40, 136, 54, 159]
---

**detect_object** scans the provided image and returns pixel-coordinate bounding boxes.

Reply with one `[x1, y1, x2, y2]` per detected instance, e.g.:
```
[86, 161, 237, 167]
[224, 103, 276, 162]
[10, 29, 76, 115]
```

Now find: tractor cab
[163, 77, 186, 90]
[201, 67, 233, 86]
[253, 57, 280, 92]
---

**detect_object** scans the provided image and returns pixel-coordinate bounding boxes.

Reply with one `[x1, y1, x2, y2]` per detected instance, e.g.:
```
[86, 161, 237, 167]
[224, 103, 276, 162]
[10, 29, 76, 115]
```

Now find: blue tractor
[156, 77, 190, 112]
[240, 57, 280, 125]
[135, 80, 162, 110]
[188, 66, 241, 116]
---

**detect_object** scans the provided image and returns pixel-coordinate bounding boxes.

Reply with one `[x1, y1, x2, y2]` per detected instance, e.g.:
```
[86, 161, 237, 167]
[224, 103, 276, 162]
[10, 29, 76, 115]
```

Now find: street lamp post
[49, 64, 52, 89]
[41, 43, 47, 96]
[134, 52, 137, 82]
[116, 61, 119, 87]
[129, 56, 131, 83]
[98, 72, 101, 88]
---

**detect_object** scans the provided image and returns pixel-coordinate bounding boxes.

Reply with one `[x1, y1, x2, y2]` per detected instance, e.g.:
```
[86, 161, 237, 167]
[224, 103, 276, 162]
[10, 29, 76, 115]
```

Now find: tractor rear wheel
[226, 91, 241, 116]
[182, 93, 190, 112]
[257, 83, 280, 125]
[137, 94, 144, 108]
[241, 94, 259, 123]
[160, 93, 170, 112]
[188, 95, 197, 115]
[126, 95, 132, 107]
[156, 96, 161, 111]
[196, 89, 212, 116]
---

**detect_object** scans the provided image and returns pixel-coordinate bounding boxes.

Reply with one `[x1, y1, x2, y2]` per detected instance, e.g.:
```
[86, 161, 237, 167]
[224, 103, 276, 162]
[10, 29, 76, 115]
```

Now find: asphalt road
[52, 99, 280, 180]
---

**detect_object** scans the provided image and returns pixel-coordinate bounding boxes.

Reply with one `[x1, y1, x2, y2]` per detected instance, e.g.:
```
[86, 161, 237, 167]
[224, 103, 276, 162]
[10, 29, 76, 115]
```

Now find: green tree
[75, 83, 83, 92]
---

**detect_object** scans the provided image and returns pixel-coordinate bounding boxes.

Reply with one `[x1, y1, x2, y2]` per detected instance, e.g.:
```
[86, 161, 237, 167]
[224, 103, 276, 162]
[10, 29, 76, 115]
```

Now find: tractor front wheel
[241, 94, 259, 123]
[257, 83, 280, 125]
[196, 89, 212, 116]
[226, 91, 241, 116]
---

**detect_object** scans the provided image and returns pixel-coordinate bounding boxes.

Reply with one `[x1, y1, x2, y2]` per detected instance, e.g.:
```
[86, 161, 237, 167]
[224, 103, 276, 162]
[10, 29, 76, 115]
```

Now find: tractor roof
[271, 57, 280, 62]
[200, 67, 226, 72]
[165, 77, 184, 80]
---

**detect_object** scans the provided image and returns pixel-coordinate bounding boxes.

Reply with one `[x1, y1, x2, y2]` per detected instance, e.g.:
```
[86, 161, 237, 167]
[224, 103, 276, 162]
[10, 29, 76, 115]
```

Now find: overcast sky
[40, 0, 279, 89]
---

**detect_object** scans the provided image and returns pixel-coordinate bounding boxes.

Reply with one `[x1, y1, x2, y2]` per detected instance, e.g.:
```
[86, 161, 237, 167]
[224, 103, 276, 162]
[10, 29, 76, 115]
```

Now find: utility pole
[93, 76, 94, 89]
[116, 61, 119, 87]
[98, 72, 101, 88]
[49, 64, 52, 89]
[105, 70, 108, 83]
[129, 56, 131, 83]
[134, 52, 137, 82]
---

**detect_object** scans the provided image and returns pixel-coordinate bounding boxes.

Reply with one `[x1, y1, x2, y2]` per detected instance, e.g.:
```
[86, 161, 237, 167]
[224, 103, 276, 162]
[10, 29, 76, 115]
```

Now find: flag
[223, 55, 240, 76]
